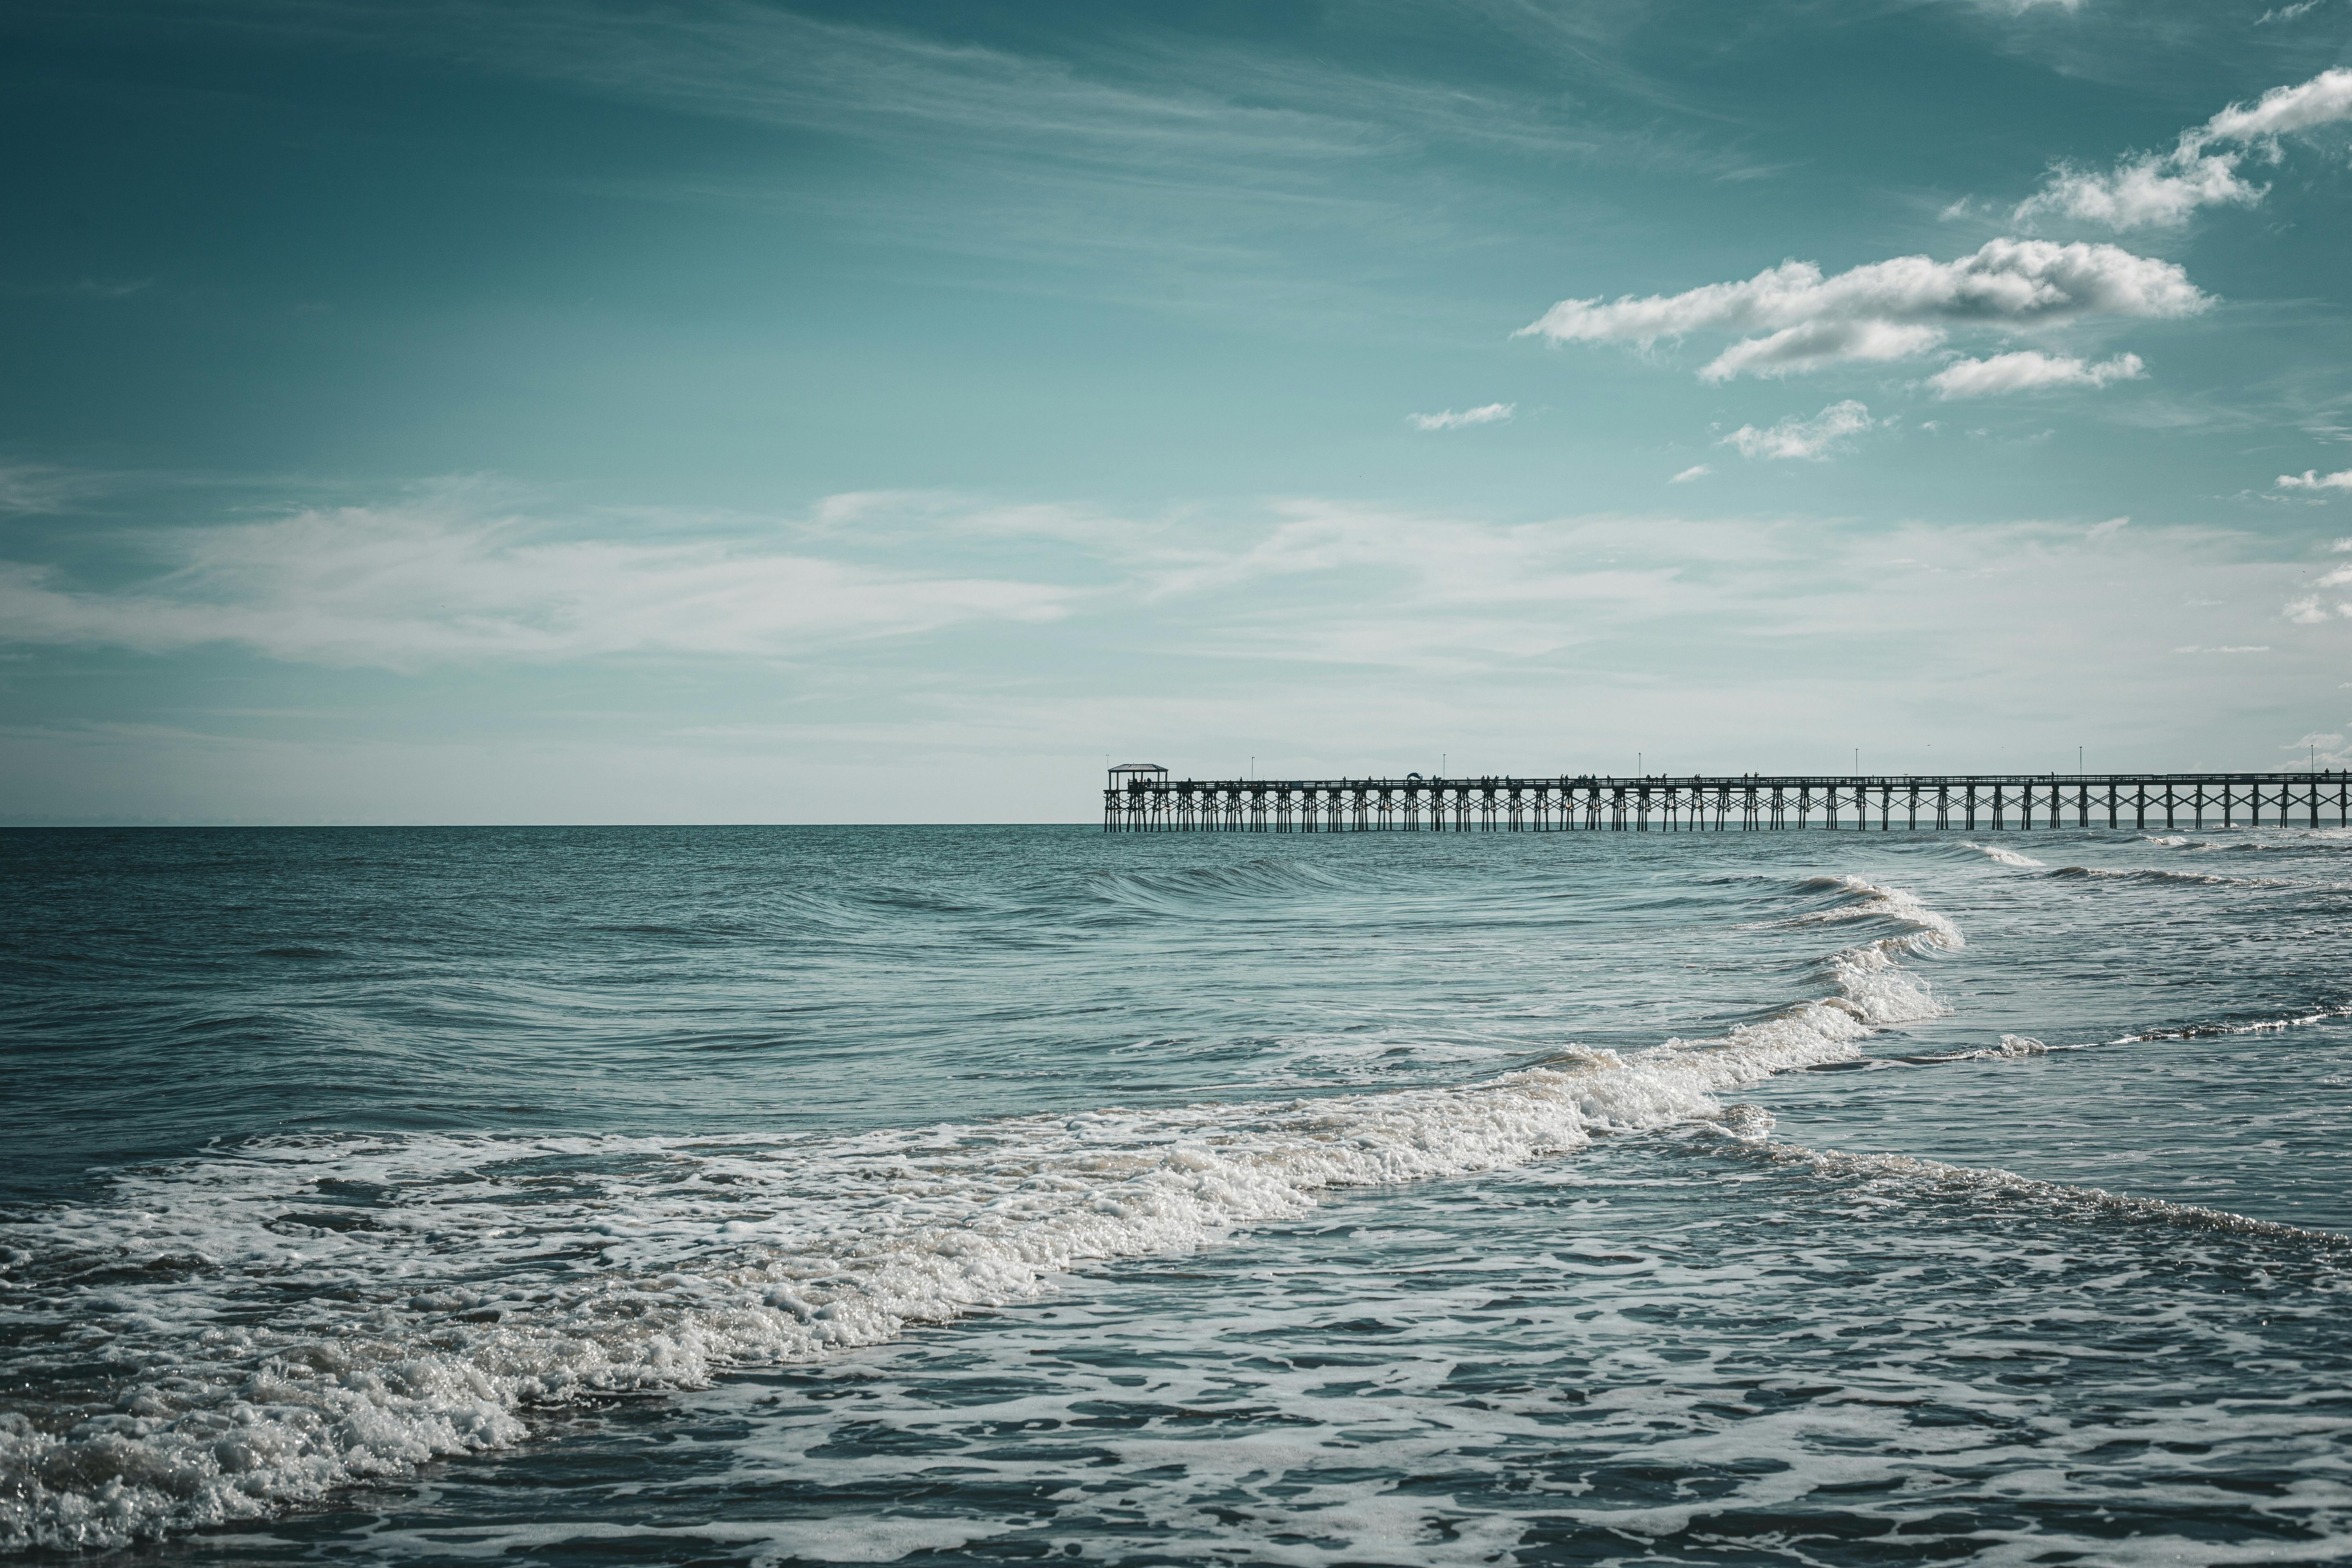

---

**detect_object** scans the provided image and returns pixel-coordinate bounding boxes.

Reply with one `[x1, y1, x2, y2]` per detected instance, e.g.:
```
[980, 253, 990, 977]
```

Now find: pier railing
[1102, 773, 2352, 832]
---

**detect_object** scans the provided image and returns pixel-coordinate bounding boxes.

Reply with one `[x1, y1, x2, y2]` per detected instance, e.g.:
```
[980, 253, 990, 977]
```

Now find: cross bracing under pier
[1101, 773, 2352, 833]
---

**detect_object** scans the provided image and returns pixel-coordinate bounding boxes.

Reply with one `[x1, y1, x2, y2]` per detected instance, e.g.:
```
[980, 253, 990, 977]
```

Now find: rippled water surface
[5, 824, 2352, 1564]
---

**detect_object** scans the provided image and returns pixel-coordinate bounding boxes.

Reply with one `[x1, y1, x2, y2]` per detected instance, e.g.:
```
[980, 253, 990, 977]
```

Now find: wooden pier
[1102, 768, 2352, 832]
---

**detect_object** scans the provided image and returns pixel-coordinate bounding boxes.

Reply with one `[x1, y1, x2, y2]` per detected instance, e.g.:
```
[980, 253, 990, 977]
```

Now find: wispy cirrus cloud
[0, 463, 122, 515]
[1407, 403, 1515, 431]
[2014, 67, 2352, 230]
[1720, 401, 1876, 461]
[1, 473, 2334, 822]
[1518, 240, 2204, 380]
[124, 0, 1770, 343]
[1928, 350, 2146, 398]
[0, 494, 1074, 670]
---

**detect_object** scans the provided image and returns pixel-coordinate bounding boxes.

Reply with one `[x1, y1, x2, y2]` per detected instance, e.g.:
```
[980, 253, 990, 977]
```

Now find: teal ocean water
[5, 825, 2352, 1564]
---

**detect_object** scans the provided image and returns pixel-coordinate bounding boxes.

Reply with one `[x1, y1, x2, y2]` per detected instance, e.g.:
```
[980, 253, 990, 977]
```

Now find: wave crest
[1958, 841, 2045, 868]
[0, 872, 1966, 1554]
[1089, 858, 1354, 914]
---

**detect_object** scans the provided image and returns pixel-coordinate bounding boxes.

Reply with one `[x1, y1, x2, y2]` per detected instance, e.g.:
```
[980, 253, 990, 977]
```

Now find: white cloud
[2015, 67, 2352, 230]
[1928, 350, 2145, 398]
[1519, 239, 2205, 380]
[1669, 463, 1712, 483]
[1720, 401, 1876, 461]
[1407, 402, 1515, 431]
[2279, 469, 2352, 492]
[2089, 515, 2130, 537]
[2016, 151, 2263, 231]
[2205, 67, 2352, 141]
[0, 500, 1075, 670]
[2287, 731, 2352, 768]
[1131, 499, 1722, 621]
[0, 464, 110, 515]
[2173, 644, 2272, 652]
[4, 476, 2339, 822]
[2258, 1, 2324, 21]
[1700, 321, 1947, 382]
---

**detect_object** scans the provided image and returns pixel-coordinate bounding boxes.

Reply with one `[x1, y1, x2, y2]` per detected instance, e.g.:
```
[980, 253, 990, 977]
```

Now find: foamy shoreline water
[7, 826, 2352, 1563]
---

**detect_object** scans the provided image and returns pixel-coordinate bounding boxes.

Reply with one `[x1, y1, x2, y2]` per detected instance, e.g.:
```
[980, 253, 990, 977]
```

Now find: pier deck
[1103, 773, 2352, 832]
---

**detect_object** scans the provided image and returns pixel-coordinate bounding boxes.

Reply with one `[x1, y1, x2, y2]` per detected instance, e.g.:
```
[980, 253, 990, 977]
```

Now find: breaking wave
[2050, 864, 2297, 889]
[1786, 872, 1965, 956]
[2108, 1003, 2352, 1045]
[0, 873, 1960, 1553]
[1958, 841, 2045, 868]
[1699, 1109, 2351, 1250]
[1894, 1032, 2056, 1064]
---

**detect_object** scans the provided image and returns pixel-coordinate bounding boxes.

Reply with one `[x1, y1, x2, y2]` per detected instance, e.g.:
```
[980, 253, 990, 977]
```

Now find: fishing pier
[1102, 766, 2352, 833]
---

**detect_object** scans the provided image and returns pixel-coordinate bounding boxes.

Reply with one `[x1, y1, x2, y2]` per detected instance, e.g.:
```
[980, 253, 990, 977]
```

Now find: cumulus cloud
[2287, 732, 2352, 768]
[1519, 239, 2205, 380]
[1407, 403, 1515, 431]
[2279, 468, 2352, 492]
[1668, 463, 1712, 483]
[1927, 350, 2145, 398]
[0, 501, 1074, 670]
[2283, 570, 2352, 624]
[1720, 401, 1875, 461]
[2016, 151, 2262, 231]
[2015, 67, 2352, 230]
[2205, 67, 2352, 140]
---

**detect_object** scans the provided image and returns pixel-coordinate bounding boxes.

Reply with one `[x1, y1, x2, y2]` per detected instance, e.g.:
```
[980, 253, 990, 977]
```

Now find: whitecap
[0, 873, 1968, 1553]
[1958, 840, 2045, 868]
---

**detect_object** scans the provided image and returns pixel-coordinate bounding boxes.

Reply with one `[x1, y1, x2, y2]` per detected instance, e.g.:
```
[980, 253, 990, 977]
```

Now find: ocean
[4, 824, 2352, 1566]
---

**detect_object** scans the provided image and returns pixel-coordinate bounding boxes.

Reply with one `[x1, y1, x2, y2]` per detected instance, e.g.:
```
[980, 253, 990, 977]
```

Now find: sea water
[3, 824, 2351, 1565]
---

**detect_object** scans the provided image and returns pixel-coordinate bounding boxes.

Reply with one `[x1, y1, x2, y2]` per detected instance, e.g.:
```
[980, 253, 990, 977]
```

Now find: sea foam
[0, 872, 1958, 1552]
[1958, 841, 2045, 867]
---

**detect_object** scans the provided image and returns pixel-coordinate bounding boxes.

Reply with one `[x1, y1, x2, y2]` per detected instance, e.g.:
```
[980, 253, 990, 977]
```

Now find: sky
[3, 0, 2352, 824]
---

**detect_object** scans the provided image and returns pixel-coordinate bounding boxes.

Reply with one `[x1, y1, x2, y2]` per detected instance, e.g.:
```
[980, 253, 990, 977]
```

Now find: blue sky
[3, 0, 2351, 822]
